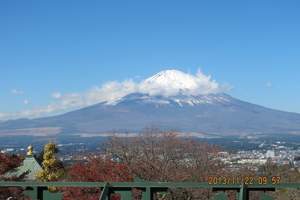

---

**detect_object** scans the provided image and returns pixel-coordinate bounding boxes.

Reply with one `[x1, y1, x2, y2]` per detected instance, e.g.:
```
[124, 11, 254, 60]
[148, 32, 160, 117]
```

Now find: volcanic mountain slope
[1, 70, 300, 136]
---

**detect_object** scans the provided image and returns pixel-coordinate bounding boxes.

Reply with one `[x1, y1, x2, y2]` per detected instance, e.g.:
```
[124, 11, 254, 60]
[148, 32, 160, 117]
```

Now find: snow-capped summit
[144, 69, 198, 89]
[139, 69, 221, 97]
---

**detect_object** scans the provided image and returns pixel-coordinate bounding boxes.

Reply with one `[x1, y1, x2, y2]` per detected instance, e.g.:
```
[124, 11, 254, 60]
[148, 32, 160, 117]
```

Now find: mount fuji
[1, 70, 300, 136]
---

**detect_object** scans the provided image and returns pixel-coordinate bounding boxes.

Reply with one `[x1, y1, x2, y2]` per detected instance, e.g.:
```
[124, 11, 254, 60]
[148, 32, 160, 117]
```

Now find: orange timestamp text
[208, 176, 281, 185]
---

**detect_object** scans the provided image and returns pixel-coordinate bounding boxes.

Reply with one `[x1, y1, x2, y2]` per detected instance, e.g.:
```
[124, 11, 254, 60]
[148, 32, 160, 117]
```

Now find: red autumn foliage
[63, 157, 132, 200]
[0, 153, 22, 176]
[0, 153, 25, 199]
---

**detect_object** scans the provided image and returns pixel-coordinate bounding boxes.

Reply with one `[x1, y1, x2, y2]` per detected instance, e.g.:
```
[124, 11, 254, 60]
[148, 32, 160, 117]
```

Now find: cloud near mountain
[87, 69, 228, 104]
[0, 69, 229, 120]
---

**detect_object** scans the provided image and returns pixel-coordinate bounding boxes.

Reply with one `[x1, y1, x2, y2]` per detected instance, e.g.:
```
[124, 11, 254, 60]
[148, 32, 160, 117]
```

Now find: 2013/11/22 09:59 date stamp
[208, 176, 281, 185]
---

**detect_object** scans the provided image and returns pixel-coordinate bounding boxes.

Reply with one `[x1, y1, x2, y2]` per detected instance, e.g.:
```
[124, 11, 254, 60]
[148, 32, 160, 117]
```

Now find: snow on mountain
[111, 69, 230, 106]
[116, 92, 232, 107]
[139, 69, 221, 97]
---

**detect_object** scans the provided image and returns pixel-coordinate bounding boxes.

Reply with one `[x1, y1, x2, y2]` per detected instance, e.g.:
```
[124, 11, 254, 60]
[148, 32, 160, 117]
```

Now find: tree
[0, 153, 22, 176]
[105, 129, 222, 199]
[106, 130, 221, 181]
[0, 153, 25, 199]
[36, 142, 65, 182]
[63, 157, 132, 200]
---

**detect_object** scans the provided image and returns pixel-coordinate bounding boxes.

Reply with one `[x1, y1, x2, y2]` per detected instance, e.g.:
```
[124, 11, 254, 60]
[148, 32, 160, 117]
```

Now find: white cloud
[52, 92, 62, 99]
[0, 69, 230, 120]
[85, 80, 138, 105]
[11, 89, 24, 95]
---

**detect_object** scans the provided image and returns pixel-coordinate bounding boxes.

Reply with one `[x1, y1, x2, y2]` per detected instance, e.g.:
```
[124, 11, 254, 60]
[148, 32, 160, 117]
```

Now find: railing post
[99, 183, 110, 200]
[43, 190, 63, 200]
[24, 186, 63, 200]
[24, 186, 39, 200]
[238, 184, 248, 200]
[141, 187, 151, 200]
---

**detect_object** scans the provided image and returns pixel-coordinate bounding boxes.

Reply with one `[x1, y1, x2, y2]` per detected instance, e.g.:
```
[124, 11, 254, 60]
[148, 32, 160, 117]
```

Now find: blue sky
[1, 0, 300, 119]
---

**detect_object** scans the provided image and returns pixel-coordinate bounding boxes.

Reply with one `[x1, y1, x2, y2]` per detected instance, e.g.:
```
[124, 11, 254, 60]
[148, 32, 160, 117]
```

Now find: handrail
[0, 181, 299, 200]
[0, 181, 299, 189]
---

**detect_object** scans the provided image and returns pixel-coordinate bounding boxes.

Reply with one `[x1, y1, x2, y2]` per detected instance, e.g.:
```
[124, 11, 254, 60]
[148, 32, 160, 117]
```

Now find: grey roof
[4, 156, 42, 180]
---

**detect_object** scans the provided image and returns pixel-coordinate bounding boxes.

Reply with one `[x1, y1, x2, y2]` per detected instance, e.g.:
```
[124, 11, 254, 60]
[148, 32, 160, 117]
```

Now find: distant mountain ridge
[1, 92, 300, 136]
[1, 70, 300, 136]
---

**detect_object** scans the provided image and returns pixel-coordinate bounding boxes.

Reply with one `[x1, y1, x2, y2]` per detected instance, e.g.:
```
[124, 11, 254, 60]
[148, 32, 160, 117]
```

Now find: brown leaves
[106, 130, 221, 182]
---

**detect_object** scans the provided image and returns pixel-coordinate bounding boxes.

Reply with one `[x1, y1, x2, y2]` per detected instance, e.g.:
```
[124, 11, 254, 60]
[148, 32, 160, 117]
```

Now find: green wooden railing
[0, 181, 300, 200]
